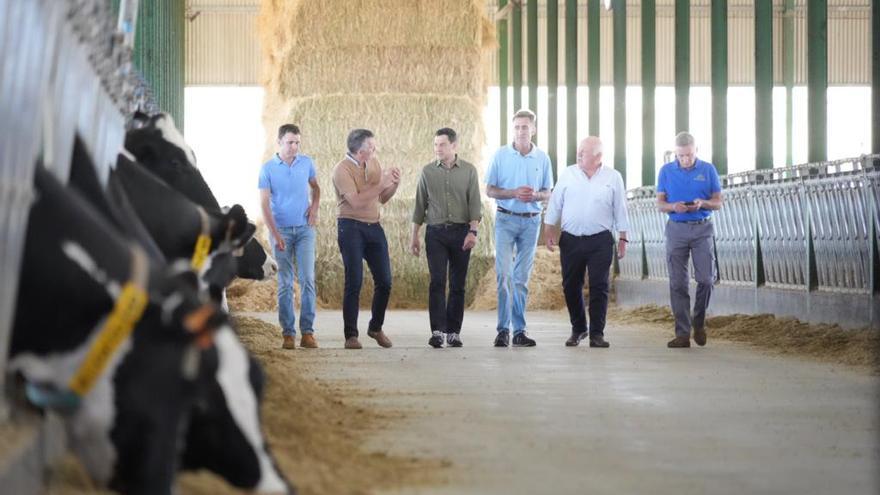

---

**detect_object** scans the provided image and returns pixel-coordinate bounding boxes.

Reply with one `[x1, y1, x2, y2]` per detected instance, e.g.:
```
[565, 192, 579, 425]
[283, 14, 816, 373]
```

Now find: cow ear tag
[191, 235, 212, 270]
[26, 383, 81, 414]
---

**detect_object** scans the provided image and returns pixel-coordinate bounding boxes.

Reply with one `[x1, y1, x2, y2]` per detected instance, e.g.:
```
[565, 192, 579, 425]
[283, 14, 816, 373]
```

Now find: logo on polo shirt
[695, 174, 706, 181]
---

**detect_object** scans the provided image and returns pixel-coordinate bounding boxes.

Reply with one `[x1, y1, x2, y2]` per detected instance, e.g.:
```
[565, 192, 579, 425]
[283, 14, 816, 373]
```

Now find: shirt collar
[275, 153, 297, 166]
[509, 142, 535, 157]
[435, 155, 459, 168]
[345, 153, 363, 166]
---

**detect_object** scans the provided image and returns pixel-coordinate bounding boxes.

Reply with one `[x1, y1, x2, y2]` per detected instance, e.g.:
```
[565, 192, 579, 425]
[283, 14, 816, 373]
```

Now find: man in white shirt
[544, 136, 630, 348]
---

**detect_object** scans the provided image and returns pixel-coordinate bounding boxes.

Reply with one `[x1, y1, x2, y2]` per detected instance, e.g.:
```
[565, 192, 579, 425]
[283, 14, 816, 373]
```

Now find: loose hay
[615, 304, 880, 372]
[179, 315, 440, 494]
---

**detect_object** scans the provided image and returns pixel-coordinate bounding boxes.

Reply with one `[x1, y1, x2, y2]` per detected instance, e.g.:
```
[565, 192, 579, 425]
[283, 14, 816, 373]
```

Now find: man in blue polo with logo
[259, 124, 321, 350]
[486, 109, 554, 347]
[656, 132, 723, 348]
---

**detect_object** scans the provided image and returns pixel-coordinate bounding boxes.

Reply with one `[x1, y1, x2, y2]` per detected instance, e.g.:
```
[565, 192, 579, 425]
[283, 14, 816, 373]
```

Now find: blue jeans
[337, 218, 392, 339]
[494, 212, 541, 335]
[272, 225, 316, 336]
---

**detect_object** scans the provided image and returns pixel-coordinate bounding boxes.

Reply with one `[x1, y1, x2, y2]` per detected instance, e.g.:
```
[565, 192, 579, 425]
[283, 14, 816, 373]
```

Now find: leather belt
[497, 206, 539, 218]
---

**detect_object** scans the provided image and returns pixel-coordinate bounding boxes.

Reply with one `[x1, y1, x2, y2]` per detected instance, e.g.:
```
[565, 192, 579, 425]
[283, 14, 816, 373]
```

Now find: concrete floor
[248, 310, 879, 495]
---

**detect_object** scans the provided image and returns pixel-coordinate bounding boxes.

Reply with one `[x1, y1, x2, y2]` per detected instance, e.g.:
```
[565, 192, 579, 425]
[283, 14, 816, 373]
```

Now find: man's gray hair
[512, 109, 537, 124]
[675, 131, 695, 147]
[347, 128, 375, 154]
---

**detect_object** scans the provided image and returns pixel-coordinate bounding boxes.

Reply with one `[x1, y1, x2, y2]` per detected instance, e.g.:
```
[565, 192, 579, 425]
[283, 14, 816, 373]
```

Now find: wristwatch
[469, 229, 478, 237]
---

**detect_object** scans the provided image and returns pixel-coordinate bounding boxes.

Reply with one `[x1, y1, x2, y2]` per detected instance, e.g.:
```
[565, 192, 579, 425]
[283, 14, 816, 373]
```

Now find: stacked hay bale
[258, 0, 495, 309]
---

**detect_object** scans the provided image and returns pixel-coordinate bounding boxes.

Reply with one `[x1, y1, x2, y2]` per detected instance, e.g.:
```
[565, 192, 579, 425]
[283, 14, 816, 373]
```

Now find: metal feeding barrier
[619, 155, 879, 296]
[0, 0, 149, 419]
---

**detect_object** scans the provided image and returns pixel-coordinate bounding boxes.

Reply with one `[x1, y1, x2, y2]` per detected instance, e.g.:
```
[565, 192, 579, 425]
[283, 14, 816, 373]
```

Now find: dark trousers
[337, 218, 392, 339]
[425, 223, 472, 334]
[559, 230, 614, 337]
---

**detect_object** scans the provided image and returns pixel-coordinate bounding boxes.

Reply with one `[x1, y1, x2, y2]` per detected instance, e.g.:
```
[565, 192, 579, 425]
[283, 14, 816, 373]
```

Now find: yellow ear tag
[68, 282, 149, 396]
[191, 234, 212, 270]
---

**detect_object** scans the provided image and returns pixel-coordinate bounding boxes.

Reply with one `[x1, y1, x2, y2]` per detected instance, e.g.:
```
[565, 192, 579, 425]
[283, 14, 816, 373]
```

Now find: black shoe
[446, 333, 463, 348]
[667, 336, 691, 348]
[428, 332, 444, 348]
[494, 330, 510, 347]
[693, 327, 707, 346]
[512, 332, 536, 347]
[565, 331, 587, 347]
[589, 335, 610, 348]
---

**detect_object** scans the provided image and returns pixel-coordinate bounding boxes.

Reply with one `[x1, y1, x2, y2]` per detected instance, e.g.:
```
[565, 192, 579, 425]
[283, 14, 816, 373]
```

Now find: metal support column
[807, 0, 827, 162]
[642, 0, 656, 186]
[873, 0, 879, 157]
[498, 0, 509, 144]
[784, 0, 794, 167]
[613, 0, 626, 183]
[755, 0, 773, 170]
[527, 0, 538, 124]
[588, 0, 601, 136]
[675, 0, 690, 133]
[547, 0, 559, 178]
[711, 0, 727, 174]
[513, 3, 523, 111]
[566, 0, 578, 165]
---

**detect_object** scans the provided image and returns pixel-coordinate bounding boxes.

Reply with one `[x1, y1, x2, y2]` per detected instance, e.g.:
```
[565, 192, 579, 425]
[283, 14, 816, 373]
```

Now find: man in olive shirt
[332, 128, 401, 349]
[410, 128, 482, 348]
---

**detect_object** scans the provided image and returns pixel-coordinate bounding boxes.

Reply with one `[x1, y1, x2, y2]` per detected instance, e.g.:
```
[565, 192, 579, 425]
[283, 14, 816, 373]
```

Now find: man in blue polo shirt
[656, 132, 723, 348]
[259, 124, 321, 350]
[485, 109, 554, 347]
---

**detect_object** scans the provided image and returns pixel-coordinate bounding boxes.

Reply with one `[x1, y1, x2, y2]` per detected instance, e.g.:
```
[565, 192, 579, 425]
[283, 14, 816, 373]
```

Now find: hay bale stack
[470, 247, 577, 311]
[258, 0, 495, 308]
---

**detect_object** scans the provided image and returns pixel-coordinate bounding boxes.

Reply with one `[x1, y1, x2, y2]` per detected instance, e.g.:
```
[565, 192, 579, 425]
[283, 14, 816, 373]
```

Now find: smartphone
[683, 201, 695, 206]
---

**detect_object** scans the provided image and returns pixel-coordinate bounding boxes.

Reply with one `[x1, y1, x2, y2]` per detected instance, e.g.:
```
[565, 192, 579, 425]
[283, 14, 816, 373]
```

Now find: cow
[125, 112, 277, 281]
[9, 165, 293, 494]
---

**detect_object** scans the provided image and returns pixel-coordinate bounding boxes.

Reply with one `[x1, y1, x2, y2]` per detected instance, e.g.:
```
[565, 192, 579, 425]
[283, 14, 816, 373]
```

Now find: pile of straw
[257, 0, 495, 308]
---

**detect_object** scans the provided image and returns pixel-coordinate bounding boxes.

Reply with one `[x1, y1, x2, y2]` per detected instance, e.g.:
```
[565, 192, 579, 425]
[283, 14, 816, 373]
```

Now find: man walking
[544, 137, 630, 348]
[656, 132, 723, 348]
[485, 109, 554, 347]
[259, 124, 320, 349]
[332, 129, 401, 349]
[410, 128, 482, 348]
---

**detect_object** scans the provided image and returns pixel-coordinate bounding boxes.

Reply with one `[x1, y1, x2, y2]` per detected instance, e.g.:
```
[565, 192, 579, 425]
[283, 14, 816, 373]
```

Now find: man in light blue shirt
[544, 136, 630, 348]
[259, 124, 321, 349]
[656, 132, 723, 348]
[485, 109, 554, 347]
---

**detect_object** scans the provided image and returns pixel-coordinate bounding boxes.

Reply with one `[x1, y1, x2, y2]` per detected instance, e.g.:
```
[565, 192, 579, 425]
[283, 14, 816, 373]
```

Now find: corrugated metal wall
[185, 0, 872, 86]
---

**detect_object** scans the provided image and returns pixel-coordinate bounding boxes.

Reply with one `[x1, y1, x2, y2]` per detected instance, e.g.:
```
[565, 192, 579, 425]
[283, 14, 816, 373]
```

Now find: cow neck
[190, 206, 212, 270]
[28, 245, 151, 412]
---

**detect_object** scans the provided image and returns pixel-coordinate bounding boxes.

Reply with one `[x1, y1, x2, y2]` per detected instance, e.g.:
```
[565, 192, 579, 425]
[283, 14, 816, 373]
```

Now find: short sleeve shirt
[656, 158, 722, 222]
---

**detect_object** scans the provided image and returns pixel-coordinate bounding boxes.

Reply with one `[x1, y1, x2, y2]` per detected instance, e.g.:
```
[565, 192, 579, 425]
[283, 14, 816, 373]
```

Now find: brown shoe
[344, 337, 362, 349]
[300, 333, 318, 348]
[367, 329, 393, 348]
[282, 335, 296, 350]
[693, 327, 707, 347]
[565, 331, 587, 347]
[667, 336, 691, 348]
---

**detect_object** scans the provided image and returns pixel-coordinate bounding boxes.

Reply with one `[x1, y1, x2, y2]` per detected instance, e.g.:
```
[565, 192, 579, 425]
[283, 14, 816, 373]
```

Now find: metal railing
[0, 0, 152, 419]
[620, 155, 880, 296]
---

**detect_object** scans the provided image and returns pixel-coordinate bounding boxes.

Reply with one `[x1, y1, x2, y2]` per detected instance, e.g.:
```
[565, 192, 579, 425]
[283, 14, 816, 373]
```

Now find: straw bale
[258, 0, 493, 308]
[470, 246, 579, 311]
[270, 47, 487, 100]
[258, 0, 493, 58]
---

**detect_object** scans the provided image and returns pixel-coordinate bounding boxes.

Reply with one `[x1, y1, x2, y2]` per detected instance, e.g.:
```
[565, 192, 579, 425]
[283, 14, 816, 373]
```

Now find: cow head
[236, 235, 278, 280]
[10, 166, 293, 494]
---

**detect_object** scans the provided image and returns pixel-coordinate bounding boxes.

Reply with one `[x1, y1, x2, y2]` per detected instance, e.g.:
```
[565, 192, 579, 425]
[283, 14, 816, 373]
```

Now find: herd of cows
[8, 113, 294, 493]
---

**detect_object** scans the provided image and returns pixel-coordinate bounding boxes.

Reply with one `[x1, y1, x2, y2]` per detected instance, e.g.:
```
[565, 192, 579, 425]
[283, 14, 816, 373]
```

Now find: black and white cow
[125, 112, 277, 281]
[9, 166, 293, 494]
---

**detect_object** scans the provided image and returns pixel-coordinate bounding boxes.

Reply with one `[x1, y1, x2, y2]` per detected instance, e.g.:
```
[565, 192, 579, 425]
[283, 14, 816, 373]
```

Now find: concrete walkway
[247, 310, 879, 495]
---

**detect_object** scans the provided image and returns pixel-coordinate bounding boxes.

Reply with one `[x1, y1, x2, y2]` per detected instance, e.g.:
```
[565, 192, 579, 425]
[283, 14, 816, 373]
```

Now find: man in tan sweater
[331, 129, 401, 349]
